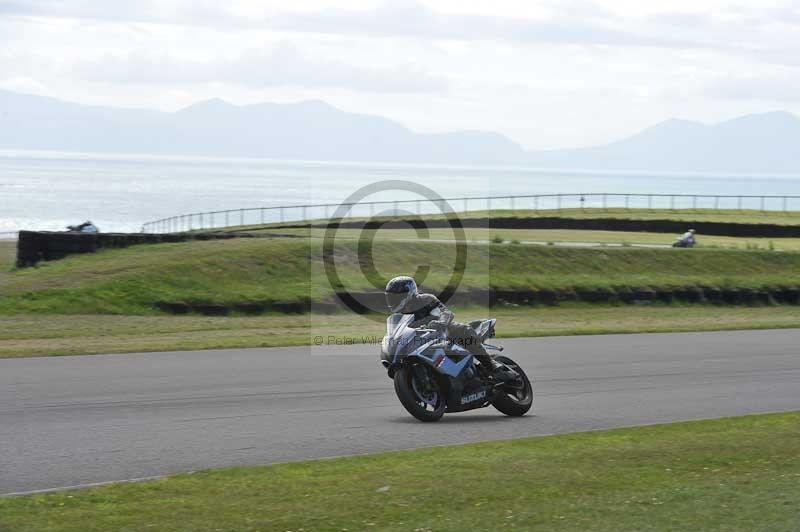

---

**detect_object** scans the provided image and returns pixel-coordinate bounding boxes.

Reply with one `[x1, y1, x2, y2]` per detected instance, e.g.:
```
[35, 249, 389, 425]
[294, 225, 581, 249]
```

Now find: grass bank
[2, 412, 798, 531]
[225, 208, 800, 230]
[2, 305, 800, 358]
[3, 237, 800, 314]
[266, 226, 800, 251]
[0, 240, 15, 269]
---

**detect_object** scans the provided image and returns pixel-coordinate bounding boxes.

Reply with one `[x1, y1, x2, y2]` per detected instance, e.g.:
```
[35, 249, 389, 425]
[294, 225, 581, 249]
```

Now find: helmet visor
[386, 292, 408, 312]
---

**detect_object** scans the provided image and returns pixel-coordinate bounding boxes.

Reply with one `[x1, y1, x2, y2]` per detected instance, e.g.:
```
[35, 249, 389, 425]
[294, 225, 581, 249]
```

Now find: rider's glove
[429, 321, 448, 333]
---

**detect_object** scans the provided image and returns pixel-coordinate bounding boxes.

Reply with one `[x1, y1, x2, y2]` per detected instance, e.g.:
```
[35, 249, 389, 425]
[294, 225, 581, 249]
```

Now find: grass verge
[2, 305, 800, 358]
[224, 208, 800, 229]
[0, 240, 15, 269]
[2, 412, 798, 531]
[265, 226, 800, 251]
[3, 237, 800, 314]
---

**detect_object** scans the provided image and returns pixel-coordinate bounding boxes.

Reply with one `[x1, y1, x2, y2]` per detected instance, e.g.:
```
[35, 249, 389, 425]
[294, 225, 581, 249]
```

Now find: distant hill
[527, 111, 800, 174]
[0, 90, 526, 165]
[1, 89, 798, 173]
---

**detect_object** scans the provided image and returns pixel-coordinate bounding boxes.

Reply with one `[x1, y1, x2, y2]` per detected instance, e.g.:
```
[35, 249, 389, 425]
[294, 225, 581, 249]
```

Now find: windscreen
[386, 313, 413, 337]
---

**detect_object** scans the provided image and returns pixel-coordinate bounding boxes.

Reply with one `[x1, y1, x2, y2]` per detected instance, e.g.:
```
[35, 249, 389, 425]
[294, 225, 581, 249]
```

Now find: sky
[1, 0, 798, 150]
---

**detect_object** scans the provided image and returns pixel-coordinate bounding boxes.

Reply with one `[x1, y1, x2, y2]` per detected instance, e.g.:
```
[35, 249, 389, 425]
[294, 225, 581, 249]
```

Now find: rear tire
[491, 355, 533, 417]
[394, 366, 446, 422]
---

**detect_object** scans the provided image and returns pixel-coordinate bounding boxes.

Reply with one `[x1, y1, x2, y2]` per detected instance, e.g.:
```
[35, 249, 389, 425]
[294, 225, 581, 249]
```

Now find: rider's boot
[475, 352, 517, 383]
[489, 359, 518, 383]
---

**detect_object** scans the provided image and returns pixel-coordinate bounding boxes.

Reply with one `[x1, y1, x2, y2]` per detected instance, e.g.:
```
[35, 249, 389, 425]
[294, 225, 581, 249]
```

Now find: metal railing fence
[0, 231, 18, 240]
[140, 193, 800, 234]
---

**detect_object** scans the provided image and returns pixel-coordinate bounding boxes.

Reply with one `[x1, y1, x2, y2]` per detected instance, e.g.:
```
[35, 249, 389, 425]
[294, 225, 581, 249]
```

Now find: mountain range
[1, 89, 798, 173]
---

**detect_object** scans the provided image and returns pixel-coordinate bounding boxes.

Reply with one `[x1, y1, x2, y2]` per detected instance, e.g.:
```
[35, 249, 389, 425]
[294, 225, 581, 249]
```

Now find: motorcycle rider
[676, 228, 696, 247]
[384, 276, 517, 382]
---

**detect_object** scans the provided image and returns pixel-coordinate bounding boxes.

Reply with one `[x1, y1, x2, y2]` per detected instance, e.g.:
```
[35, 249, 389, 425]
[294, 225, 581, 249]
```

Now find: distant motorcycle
[380, 313, 533, 422]
[66, 221, 99, 233]
[672, 229, 696, 248]
[672, 237, 696, 248]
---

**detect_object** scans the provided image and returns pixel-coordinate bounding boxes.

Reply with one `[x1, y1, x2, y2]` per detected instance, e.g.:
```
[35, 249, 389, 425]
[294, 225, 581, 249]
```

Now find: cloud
[2, 0, 718, 49]
[706, 76, 800, 103]
[73, 42, 449, 94]
[0, 0, 159, 23]
[269, 1, 710, 49]
[0, 76, 50, 96]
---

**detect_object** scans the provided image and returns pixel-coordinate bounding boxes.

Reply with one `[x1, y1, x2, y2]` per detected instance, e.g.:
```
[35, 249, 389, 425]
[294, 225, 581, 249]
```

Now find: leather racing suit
[396, 293, 494, 371]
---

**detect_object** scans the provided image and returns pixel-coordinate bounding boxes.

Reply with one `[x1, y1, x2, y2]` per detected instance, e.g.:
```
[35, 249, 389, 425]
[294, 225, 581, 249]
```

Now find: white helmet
[385, 276, 418, 313]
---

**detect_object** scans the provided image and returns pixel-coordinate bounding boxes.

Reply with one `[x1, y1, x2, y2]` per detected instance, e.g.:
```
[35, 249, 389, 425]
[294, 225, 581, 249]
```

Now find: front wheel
[491, 355, 533, 417]
[394, 365, 446, 422]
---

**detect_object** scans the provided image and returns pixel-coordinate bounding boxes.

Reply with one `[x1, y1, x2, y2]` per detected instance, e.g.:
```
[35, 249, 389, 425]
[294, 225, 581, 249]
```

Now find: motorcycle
[672, 237, 696, 248]
[380, 313, 533, 422]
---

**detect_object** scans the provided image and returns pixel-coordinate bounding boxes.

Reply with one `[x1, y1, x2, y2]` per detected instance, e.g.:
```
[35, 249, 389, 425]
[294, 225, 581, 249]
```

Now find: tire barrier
[15, 231, 258, 268]
[309, 216, 800, 238]
[152, 285, 800, 315]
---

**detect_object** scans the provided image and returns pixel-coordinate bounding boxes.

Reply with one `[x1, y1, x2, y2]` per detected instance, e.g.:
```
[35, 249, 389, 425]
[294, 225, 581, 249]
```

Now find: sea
[2, 149, 800, 235]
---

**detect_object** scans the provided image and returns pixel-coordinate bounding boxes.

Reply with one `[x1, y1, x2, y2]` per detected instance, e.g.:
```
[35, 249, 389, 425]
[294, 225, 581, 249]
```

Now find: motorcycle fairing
[381, 313, 494, 411]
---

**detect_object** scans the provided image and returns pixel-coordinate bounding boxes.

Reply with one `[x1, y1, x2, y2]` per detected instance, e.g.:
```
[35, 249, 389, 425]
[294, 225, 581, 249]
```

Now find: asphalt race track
[2, 329, 799, 495]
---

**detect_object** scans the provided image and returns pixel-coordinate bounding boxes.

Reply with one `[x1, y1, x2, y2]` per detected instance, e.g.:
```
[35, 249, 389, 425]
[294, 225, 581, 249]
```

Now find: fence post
[511, 196, 515, 211]
[738, 196, 742, 211]
[417, 200, 421, 215]
[557, 195, 562, 211]
[603, 194, 608, 211]
[760, 196, 765, 212]
[534, 196, 539, 212]
[670, 196, 675, 210]
[692, 195, 697, 210]
[302, 206, 307, 221]
[714, 196, 719, 210]
[647, 194, 652, 210]
[625, 195, 630, 210]
[463, 198, 468, 213]
[261, 208, 265, 225]
[783, 196, 788, 212]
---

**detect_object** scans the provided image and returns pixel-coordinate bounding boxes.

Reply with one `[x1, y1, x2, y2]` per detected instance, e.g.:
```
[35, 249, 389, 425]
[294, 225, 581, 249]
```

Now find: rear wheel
[491, 355, 533, 417]
[394, 365, 446, 422]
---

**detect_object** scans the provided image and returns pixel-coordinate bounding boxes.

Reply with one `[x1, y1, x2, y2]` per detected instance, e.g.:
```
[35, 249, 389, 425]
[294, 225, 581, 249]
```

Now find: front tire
[394, 366, 446, 422]
[491, 355, 533, 417]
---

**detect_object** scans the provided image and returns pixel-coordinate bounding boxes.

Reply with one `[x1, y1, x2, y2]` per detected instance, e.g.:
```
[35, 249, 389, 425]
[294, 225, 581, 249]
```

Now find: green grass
[2, 305, 800, 358]
[3, 237, 800, 314]
[265, 226, 800, 251]
[456, 207, 800, 225]
[224, 208, 800, 232]
[0, 240, 15, 269]
[2, 412, 798, 531]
